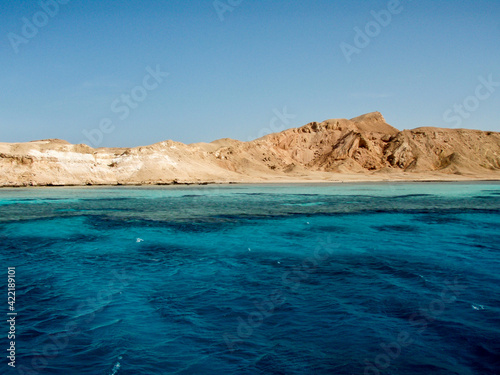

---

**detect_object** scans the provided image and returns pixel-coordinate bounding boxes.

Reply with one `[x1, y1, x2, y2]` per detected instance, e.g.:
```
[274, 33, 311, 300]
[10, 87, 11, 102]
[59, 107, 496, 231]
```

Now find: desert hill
[1, 112, 499, 186]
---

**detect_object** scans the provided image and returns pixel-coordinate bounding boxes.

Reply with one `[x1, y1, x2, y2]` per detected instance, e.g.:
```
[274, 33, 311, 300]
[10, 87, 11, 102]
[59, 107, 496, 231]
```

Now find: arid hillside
[1, 112, 499, 186]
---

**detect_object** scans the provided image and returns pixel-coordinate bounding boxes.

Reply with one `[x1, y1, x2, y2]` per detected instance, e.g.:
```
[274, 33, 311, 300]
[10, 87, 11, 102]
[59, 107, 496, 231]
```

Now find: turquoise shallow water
[0, 183, 499, 375]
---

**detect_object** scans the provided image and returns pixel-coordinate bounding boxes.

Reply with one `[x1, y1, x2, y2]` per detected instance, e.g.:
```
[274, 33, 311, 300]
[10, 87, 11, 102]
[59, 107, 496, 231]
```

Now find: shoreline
[1, 176, 500, 189]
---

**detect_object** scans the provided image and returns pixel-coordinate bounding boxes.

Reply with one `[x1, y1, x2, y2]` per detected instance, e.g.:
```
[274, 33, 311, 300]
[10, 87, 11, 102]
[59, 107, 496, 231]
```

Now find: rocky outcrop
[1, 112, 499, 186]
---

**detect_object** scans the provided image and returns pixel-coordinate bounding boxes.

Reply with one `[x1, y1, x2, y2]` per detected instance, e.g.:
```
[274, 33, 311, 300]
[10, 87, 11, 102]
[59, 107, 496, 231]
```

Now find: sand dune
[1, 112, 499, 187]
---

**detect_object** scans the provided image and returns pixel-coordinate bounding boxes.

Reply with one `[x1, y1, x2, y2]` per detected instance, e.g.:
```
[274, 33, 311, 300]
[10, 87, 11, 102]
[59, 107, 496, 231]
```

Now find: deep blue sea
[0, 183, 499, 375]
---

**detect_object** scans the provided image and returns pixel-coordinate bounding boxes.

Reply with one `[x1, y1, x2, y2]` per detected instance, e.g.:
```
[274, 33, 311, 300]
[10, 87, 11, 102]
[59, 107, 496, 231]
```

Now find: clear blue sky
[1, 0, 499, 147]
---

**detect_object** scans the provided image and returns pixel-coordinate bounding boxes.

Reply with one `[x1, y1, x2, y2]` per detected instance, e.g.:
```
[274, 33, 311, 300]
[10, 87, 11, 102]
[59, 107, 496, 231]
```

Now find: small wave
[282, 202, 326, 207]
[109, 356, 122, 375]
[392, 194, 434, 198]
[472, 304, 485, 310]
[88, 318, 122, 332]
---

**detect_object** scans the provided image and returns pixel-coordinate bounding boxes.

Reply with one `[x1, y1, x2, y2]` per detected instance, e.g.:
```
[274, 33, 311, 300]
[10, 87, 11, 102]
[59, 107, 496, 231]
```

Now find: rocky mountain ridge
[1, 112, 499, 186]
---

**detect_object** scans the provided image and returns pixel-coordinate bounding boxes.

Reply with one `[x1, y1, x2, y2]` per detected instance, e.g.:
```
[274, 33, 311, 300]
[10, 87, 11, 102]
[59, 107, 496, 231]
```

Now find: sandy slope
[1, 112, 499, 187]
